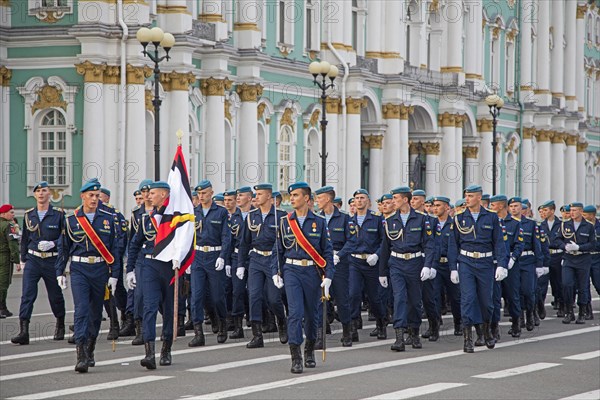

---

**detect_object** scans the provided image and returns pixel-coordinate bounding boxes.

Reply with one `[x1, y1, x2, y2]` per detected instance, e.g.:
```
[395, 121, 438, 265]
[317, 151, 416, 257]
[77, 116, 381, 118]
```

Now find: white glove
[172, 259, 180, 271]
[450, 270, 459, 284]
[379, 276, 388, 288]
[321, 278, 332, 299]
[57, 276, 67, 290]
[272, 274, 284, 289]
[225, 265, 232, 277]
[366, 254, 379, 266]
[215, 257, 225, 271]
[508, 258, 515, 270]
[333, 254, 340, 265]
[185, 267, 191, 275]
[561, 259, 564, 266]
[565, 241, 580, 252]
[420, 267, 431, 281]
[495, 267, 508, 282]
[542, 267, 549, 275]
[535, 268, 544, 278]
[18, 262, 25, 272]
[429, 268, 437, 280]
[236, 267, 245, 280]
[108, 277, 118, 296]
[38, 240, 55, 251]
[126, 271, 136, 289]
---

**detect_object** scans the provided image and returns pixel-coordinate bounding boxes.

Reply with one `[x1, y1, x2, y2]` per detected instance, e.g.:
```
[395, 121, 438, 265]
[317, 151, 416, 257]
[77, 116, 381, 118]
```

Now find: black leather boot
[177, 317, 186, 337]
[229, 316, 245, 339]
[403, 328, 413, 345]
[119, 313, 136, 336]
[463, 326, 474, 353]
[341, 323, 353, 347]
[11, 319, 30, 345]
[474, 324, 484, 346]
[246, 322, 264, 348]
[576, 305, 586, 324]
[376, 318, 387, 340]
[562, 304, 575, 324]
[586, 303, 594, 320]
[509, 320, 521, 338]
[491, 322, 500, 341]
[107, 310, 120, 340]
[75, 342, 89, 373]
[217, 319, 228, 343]
[54, 316, 65, 341]
[132, 319, 144, 345]
[525, 309, 534, 331]
[289, 344, 303, 374]
[315, 326, 324, 350]
[421, 319, 432, 339]
[185, 310, 194, 330]
[556, 301, 565, 318]
[188, 323, 205, 347]
[351, 319, 360, 342]
[520, 311, 526, 329]
[533, 308, 540, 326]
[277, 316, 288, 344]
[304, 340, 316, 368]
[429, 318, 439, 342]
[453, 318, 462, 336]
[537, 298, 546, 320]
[482, 322, 495, 349]
[86, 337, 97, 367]
[140, 341, 156, 370]
[159, 339, 172, 366]
[391, 328, 405, 352]
[411, 327, 422, 349]
[208, 310, 219, 334]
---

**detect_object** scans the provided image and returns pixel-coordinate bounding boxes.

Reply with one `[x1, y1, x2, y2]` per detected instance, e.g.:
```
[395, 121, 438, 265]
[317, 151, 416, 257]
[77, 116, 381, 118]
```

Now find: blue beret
[348, 198, 355, 205]
[213, 193, 224, 202]
[538, 200, 555, 209]
[254, 183, 273, 191]
[508, 196, 522, 205]
[237, 186, 252, 194]
[449, 203, 455, 209]
[381, 193, 393, 201]
[273, 191, 282, 199]
[570, 202, 584, 209]
[583, 205, 597, 213]
[522, 198, 530, 205]
[133, 190, 141, 196]
[315, 185, 335, 195]
[353, 188, 369, 197]
[455, 199, 466, 207]
[425, 196, 434, 204]
[149, 181, 170, 190]
[100, 187, 111, 197]
[432, 196, 450, 204]
[80, 178, 101, 193]
[490, 195, 507, 203]
[139, 179, 153, 191]
[333, 197, 342, 204]
[522, 203, 529, 210]
[223, 189, 237, 197]
[412, 189, 426, 197]
[464, 185, 482, 193]
[560, 205, 570, 212]
[288, 181, 310, 194]
[390, 186, 411, 195]
[376, 197, 382, 204]
[482, 194, 490, 201]
[33, 181, 49, 192]
[191, 190, 197, 196]
[195, 180, 212, 191]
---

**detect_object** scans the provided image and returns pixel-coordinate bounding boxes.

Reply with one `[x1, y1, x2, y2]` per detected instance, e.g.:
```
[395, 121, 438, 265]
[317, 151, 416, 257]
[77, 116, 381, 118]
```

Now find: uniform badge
[103, 220, 110, 230]
[312, 222, 317, 232]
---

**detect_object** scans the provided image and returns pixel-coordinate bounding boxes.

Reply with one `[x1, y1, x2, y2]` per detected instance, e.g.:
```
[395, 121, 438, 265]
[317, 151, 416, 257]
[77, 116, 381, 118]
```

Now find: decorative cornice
[75, 60, 106, 83]
[577, 4, 588, 19]
[280, 108, 295, 128]
[463, 146, 478, 159]
[325, 97, 341, 114]
[424, 142, 441, 156]
[382, 103, 400, 119]
[565, 135, 579, 146]
[0, 66, 12, 87]
[367, 135, 383, 149]
[200, 77, 232, 96]
[535, 129, 554, 142]
[233, 22, 260, 31]
[399, 104, 414, 120]
[577, 142, 589, 152]
[198, 13, 225, 23]
[145, 89, 153, 112]
[236, 83, 263, 102]
[0, 0, 9, 7]
[551, 132, 567, 144]
[476, 118, 493, 132]
[161, 71, 196, 91]
[126, 64, 152, 85]
[157, 5, 191, 15]
[224, 99, 232, 123]
[455, 114, 467, 128]
[523, 126, 536, 139]
[440, 66, 463, 73]
[346, 97, 367, 115]
[32, 85, 67, 114]
[257, 102, 267, 120]
[103, 65, 120, 85]
[438, 112, 456, 127]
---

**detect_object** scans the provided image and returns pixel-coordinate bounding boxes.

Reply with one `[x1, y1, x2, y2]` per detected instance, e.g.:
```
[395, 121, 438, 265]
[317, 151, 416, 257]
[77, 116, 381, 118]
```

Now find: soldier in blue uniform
[127, 181, 176, 369]
[315, 186, 355, 347]
[238, 183, 288, 348]
[489, 195, 523, 339]
[481, 194, 491, 209]
[449, 185, 507, 353]
[272, 182, 333, 374]
[582, 205, 599, 319]
[538, 200, 564, 318]
[431, 196, 462, 337]
[379, 187, 435, 352]
[333, 197, 343, 209]
[410, 189, 426, 213]
[11, 181, 66, 345]
[534, 215, 551, 326]
[556, 202, 597, 323]
[348, 188, 387, 341]
[187, 180, 232, 346]
[55, 178, 121, 373]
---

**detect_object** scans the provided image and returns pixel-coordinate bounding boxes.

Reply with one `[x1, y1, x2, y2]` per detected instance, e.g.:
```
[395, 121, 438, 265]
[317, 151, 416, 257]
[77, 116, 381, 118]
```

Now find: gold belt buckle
[202, 246, 209, 252]
[40, 252, 48, 258]
[88, 256, 96, 263]
[472, 252, 480, 258]
[301, 260, 308, 267]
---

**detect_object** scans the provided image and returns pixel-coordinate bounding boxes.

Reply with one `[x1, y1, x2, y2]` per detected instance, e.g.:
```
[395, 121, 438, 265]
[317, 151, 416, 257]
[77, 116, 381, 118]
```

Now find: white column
[200, 0, 228, 41]
[399, 107, 410, 186]
[442, 0, 463, 73]
[237, 83, 262, 185]
[576, 142, 587, 202]
[166, 72, 194, 173]
[428, 27, 443, 72]
[156, 0, 192, 33]
[520, 0, 534, 100]
[325, 99, 340, 186]
[550, 133, 566, 207]
[477, 119, 493, 195]
[366, 0, 382, 57]
[454, 115, 464, 200]
[536, 0, 551, 106]
[564, 135, 578, 203]
[576, 6, 587, 113]
[382, 104, 401, 191]
[425, 142, 441, 196]
[368, 136, 383, 199]
[464, 0, 482, 79]
[234, 0, 261, 49]
[125, 65, 148, 209]
[564, 0, 578, 111]
[381, 0, 402, 74]
[550, 0, 564, 104]
[103, 74, 119, 190]
[345, 97, 362, 193]
[462, 146, 479, 187]
[520, 128, 535, 202]
[535, 130, 552, 203]
[439, 113, 457, 199]
[408, 22, 423, 67]
[0, 67, 10, 204]
[202, 78, 229, 193]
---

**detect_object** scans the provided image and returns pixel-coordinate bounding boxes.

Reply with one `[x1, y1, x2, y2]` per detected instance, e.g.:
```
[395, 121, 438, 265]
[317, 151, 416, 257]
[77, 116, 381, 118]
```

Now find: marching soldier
[333, 197, 343, 209]
[538, 201, 565, 318]
[12, 182, 66, 345]
[560, 205, 571, 221]
[55, 179, 121, 373]
[272, 182, 333, 374]
[0, 204, 19, 318]
[449, 185, 508, 353]
[481, 194, 491, 209]
[582, 205, 599, 319]
[134, 190, 143, 207]
[238, 183, 288, 348]
[410, 189, 426, 212]
[379, 186, 434, 352]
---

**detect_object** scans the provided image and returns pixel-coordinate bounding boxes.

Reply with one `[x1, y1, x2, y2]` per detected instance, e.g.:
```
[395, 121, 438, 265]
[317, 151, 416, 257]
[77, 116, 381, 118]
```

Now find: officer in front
[55, 178, 121, 373]
[12, 181, 66, 345]
[538, 200, 564, 318]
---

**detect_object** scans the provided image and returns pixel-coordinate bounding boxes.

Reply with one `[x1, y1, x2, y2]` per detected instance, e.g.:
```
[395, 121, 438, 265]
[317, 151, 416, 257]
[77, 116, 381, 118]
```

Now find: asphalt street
[1, 276, 599, 400]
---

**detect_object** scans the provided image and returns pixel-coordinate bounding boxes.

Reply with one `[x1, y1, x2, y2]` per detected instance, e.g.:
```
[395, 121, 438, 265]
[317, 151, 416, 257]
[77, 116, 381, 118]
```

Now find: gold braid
[454, 215, 476, 239]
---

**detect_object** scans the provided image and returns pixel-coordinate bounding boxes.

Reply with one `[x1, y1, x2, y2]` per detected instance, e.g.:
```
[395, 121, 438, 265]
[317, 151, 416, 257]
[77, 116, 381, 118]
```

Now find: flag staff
[172, 129, 183, 341]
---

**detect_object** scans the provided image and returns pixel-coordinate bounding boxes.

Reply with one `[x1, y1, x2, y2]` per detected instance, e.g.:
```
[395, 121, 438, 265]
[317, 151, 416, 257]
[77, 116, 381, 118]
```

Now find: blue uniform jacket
[194, 202, 232, 261]
[502, 215, 524, 263]
[271, 210, 334, 280]
[555, 218, 598, 267]
[128, 204, 145, 242]
[431, 217, 456, 270]
[127, 212, 160, 273]
[537, 223, 551, 266]
[99, 201, 128, 261]
[379, 209, 434, 277]
[541, 216, 563, 258]
[56, 207, 121, 278]
[225, 207, 255, 267]
[448, 206, 507, 270]
[517, 217, 544, 267]
[238, 206, 287, 268]
[20, 204, 65, 262]
[593, 219, 600, 253]
[318, 207, 355, 259]
[348, 210, 384, 258]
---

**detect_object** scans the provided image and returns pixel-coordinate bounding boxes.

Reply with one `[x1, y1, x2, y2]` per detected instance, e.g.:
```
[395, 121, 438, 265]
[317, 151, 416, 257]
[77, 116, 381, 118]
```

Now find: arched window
[305, 128, 320, 187]
[587, 15, 593, 42]
[278, 126, 295, 191]
[39, 110, 67, 185]
[596, 17, 600, 44]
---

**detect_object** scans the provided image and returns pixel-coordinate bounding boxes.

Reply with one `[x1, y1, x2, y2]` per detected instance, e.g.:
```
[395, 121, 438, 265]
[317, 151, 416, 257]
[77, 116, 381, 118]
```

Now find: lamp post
[308, 61, 338, 187]
[136, 26, 175, 181]
[485, 94, 504, 196]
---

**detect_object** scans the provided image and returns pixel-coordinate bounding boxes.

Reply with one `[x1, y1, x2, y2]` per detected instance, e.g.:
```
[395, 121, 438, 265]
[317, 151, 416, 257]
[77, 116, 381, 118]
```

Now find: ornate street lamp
[485, 94, 504, 196]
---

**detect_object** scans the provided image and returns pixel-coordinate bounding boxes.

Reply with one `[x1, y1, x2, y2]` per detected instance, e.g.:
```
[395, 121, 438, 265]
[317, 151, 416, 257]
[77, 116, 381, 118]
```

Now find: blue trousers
[19, 256, 65, 320]
[436, 265, 461, 324]
[133, 255, 145, 320]
[548, 254, 563, 302]
[562, 264, 591, 306]
[590, 260, 600, 298]
[519, 260, 536, 312]
[283, 263, 320, 345]
[458, 261, 494, 326]
[231, 254, 247, 317]
[247, 253, 285, 322]
[191, 251, 227, 323]
[70, 262, 108, 345]
[114, 272, 127, 312]
[389, 263, 422, 329]
[142, 258, 174, 342]
[318, 259, 351, 326]
[349, 260, 386, 320]
[422, 275, 440, 321]
[501, 263, 521, 319]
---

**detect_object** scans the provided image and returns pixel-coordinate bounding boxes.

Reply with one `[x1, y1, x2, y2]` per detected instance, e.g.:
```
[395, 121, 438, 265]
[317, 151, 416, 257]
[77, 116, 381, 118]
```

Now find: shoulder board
[104, 203, 115, 209]
[488, 209, 498, 213]
[314, 213, 326, 220]
[114, 208, 121, 214]
[339, 209, 349, 215]
[455, 209, 465, 215]
[512, 216, 521, 222]
[415, 210, 426, 215]
[370, 211, 381, 216]
[132, 205, 141, 212]
[55, 208, 65, 214]
[25, 207, 35, 213]
[583, 219, 594, 225]
[98, 208, 113, 216]
[248, 208, 260, 213]
[563, 218, 571, 222]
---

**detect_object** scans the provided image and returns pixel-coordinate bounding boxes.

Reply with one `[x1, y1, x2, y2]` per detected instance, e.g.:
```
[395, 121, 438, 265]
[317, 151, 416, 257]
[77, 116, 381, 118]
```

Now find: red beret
[0, 204, 14, 213]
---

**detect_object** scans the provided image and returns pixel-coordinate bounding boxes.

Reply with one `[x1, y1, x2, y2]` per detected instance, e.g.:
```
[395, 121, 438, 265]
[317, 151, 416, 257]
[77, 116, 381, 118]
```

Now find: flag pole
[172, 129, 184, 342]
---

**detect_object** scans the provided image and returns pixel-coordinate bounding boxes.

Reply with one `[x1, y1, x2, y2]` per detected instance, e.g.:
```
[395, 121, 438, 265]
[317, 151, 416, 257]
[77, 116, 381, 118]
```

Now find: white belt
[251, 248, 272, 256]
[145, 254, 157, 259]
[521, 250, 534, 256]
[460, 250, 493, 259]
[195, 245, 222, 252]
[286, 258, 314, 267]
[390, 251, 423, 260]
[439, 257, 448, 263]
[28, 249, 58, 259]
[351, 253, 369, 260]
[550, 249, 563, 254]
[568, 251, 584, 256]
[234, 248, 239, 254]
[71, 255, 104, 264]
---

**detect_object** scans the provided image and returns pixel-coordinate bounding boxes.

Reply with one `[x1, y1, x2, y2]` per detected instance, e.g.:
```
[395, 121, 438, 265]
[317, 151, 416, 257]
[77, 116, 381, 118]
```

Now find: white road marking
[558, 389, 600, 400]
[6, 375, 173, 400]
[562, 350, 600, 361]
[0, 348, 73, 361]
[360, 383, 468, 400]
[472, 362, 561, 379]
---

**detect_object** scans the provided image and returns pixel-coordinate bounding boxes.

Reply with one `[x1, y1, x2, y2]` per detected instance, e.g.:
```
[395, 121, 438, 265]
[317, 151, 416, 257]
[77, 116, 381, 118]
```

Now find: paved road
[1, 276, 599, 400]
